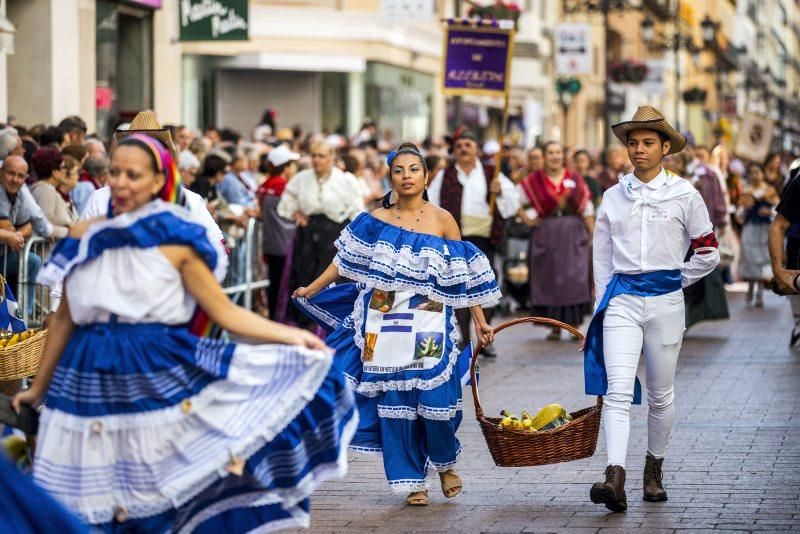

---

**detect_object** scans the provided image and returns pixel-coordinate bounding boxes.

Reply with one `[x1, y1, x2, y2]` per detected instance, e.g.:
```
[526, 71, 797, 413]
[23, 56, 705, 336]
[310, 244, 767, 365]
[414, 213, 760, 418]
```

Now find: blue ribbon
[386, 150, 398, 168]
[584, 270, 682, 405]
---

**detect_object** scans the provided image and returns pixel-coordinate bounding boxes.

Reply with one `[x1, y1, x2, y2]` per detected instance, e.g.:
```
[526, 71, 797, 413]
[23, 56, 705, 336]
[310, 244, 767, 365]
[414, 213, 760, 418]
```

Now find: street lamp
[700, 15, 716, 46]
[561, 0, 638, 149]
[641, 15, 655, 45]
[639, 13, 697, 131]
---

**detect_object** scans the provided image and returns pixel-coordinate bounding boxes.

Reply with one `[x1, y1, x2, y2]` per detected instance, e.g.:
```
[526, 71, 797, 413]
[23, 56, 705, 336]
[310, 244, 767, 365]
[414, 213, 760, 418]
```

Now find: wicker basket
[0, 329, 46, 381]
[470, 316, 602, 467]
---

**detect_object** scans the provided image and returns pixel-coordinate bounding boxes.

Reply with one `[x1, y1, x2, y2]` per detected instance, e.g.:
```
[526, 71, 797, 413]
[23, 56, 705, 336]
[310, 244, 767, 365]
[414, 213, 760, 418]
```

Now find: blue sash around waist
[584, 270, 682, 405]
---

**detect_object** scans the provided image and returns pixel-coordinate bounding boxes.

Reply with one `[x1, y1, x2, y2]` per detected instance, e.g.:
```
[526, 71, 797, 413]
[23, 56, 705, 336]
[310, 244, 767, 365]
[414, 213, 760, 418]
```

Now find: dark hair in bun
[382, 141, 430, 208]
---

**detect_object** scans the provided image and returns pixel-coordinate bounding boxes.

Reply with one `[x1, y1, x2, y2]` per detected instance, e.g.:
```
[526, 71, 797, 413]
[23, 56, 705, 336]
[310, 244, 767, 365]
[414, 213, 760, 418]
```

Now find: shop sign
[179, 0, 248, 41]
[554, 23, 591, 75]
[95, 87, 114, 111]
[442, 25, 514, 98]
[381, 0, 435, 21]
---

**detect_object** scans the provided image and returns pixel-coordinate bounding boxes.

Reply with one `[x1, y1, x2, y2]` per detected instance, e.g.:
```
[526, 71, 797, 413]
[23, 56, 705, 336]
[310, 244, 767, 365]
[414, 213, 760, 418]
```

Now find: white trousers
[602, 291, 685, 468]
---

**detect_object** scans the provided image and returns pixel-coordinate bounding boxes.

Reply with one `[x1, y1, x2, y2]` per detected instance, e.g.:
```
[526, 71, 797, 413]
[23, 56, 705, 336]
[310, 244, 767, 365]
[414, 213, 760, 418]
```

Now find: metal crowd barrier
[0, 216, 271, 329]
[220, 217, 270, 311]
[18, 236, 51, 328]
[0, 237, 50, 328]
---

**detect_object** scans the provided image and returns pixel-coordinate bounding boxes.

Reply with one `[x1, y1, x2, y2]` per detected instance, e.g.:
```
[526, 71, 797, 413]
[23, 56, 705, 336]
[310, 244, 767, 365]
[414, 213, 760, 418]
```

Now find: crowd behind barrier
[0, 111, 796, 335]
[0, 220, 270, 328]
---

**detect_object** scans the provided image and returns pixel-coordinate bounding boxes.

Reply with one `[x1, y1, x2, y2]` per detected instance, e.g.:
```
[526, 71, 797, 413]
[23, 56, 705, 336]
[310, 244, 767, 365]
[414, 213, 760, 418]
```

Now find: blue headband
[386, 150, 398, 167]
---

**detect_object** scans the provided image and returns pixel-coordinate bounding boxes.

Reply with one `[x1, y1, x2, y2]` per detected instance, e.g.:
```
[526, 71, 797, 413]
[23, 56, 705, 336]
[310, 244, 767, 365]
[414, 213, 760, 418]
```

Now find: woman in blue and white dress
[13, 134, 357, 532]
[293, 142, 499, 506]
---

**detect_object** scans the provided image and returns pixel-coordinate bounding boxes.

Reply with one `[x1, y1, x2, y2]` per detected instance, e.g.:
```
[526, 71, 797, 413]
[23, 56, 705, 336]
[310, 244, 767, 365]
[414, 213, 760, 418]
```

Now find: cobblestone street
[298, 289, 800, 533]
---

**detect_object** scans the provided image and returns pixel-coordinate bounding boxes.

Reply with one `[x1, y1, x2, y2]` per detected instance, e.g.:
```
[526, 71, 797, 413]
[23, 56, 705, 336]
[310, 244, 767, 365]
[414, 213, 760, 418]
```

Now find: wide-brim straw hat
[611, 105, 686, 155]
[113, 110, 177, 156]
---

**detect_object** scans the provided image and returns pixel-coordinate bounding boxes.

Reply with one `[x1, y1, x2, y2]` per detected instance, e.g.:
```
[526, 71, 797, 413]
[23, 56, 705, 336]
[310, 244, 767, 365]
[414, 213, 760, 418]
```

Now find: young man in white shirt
[585, 106, 720, 512]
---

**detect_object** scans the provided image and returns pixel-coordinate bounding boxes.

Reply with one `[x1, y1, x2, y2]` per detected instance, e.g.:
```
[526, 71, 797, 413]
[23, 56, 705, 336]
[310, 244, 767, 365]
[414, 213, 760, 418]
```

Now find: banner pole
[488, 90, 509, 214]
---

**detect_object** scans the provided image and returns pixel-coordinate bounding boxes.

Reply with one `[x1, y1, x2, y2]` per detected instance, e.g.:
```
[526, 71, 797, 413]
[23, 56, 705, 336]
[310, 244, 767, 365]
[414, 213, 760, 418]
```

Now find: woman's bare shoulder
[370, 206, 392, 223]
[68, 217, 106, 239]
[430, 204, 461, 239]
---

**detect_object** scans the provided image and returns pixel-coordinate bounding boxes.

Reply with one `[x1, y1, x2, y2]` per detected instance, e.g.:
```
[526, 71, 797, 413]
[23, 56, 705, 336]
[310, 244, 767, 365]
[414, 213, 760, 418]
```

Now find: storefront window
[96, 0, 153, 140]
[366, 63, 432, 142]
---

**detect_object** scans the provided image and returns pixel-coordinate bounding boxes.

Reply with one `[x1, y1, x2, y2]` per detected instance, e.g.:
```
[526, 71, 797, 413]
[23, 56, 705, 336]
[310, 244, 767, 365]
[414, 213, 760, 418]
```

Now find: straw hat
[611, 105, 686, 155]
[113, 110, 177, 156]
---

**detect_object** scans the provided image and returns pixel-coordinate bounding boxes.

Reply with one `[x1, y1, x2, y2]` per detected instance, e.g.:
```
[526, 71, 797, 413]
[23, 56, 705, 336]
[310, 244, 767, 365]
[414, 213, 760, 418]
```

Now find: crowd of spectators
[0, 109, 795, 328]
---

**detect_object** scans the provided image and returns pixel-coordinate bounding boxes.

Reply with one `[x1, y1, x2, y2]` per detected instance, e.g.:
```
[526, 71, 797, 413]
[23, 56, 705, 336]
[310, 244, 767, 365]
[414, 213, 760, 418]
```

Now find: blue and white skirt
[296, 284, 472, 494]
[34, 322, 357, 532]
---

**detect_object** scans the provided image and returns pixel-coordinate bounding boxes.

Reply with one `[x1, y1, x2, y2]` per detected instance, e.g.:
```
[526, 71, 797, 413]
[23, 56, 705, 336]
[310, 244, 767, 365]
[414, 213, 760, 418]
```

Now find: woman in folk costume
[519, 141, 595, 341]
[584, 106, 719, 512]
[293, 143, 498, 506]
[13, 134, 357, 532]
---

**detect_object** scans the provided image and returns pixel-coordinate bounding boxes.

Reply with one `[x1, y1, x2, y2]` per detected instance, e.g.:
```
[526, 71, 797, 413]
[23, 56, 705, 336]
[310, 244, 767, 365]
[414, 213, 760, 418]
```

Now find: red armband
[690, 232, 718, 255]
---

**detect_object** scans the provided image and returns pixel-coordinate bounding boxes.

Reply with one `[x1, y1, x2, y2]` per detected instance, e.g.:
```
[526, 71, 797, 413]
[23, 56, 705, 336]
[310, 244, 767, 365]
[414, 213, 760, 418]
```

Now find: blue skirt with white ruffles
[294, 213, 500, 494]
[34, 322, 357, 533]
[297, 286, 470, 494]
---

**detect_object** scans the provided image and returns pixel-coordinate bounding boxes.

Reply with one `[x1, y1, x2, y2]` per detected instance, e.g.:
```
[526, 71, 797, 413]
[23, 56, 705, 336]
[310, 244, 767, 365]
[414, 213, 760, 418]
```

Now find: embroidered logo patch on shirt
[648, 207, 670, 222]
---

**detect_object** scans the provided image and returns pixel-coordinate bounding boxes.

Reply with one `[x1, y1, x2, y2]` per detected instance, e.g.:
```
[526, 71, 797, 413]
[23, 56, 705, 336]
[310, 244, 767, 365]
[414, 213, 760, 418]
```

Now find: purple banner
[443, 27, 511, 96]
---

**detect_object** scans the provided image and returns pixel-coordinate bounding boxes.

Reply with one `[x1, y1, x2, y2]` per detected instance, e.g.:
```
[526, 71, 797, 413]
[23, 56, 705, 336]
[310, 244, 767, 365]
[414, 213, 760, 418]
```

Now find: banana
[5, 333, 20, 348]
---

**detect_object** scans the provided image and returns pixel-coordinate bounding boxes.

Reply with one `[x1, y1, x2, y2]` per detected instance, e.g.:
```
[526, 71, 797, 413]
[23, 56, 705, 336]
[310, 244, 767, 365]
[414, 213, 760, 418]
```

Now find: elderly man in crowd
[0, 128, 23, 166]
[84, 138, 107, 159]
[428, 128, 520, 358]
[72, 155, 109, 215]
[0, 155, 53, 316]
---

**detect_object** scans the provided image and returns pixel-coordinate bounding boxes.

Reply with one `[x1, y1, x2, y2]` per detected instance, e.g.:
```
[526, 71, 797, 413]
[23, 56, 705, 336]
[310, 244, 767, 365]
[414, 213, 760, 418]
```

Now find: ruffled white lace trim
[376, 401, 463, 421]
[294, 295, 341, 330]
[333, 227, 501, 308]
[350, 300, 462, 397]
[388, 479, 431, 493]
[349, 445, 383, 455]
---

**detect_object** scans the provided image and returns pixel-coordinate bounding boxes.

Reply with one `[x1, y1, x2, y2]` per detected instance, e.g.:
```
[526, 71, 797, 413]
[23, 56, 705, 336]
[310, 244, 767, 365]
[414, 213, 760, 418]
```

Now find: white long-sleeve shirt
[427, 164, 520, 225]
[592, 169, 720, 308]
[277, 167, 364, 224]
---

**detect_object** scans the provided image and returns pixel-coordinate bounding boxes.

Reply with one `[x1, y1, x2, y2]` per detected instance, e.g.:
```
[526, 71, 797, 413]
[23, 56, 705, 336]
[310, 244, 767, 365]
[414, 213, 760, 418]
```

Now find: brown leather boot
[643, 453, 667, 502]
[590, 465, 627, 512]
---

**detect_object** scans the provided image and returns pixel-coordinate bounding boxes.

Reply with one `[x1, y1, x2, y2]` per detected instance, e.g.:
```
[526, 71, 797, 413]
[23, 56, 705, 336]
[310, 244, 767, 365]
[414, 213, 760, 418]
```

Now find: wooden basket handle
[469, 316, 585, 419]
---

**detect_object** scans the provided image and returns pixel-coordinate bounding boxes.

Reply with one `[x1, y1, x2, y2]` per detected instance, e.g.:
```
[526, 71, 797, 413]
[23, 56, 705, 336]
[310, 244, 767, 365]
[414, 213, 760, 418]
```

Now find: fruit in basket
[530, 403, 566, 431]
[0, 329, 33, 349]
[4, 435, 27, 462]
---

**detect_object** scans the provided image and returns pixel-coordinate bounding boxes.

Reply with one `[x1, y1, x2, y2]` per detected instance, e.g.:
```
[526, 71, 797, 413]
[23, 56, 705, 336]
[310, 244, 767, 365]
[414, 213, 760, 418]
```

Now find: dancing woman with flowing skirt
[14, 134, 357, 532]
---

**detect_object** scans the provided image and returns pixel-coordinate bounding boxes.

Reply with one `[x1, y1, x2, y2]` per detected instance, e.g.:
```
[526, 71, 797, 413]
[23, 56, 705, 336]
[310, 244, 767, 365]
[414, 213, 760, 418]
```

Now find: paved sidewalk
[298, 291, 800, 533]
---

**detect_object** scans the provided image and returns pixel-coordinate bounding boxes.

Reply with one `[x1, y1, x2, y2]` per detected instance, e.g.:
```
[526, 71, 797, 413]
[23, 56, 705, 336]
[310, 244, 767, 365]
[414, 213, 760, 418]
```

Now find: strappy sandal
[406, 490, 429, 506]
[439, 469, 462, 498]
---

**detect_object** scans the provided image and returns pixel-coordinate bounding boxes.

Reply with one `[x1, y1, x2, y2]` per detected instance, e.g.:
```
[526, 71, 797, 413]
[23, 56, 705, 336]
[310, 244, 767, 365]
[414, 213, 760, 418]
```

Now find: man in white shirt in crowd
[428, 128, 520, 358]
[585, 106, 719, 513]
[277, 140, 364, 326]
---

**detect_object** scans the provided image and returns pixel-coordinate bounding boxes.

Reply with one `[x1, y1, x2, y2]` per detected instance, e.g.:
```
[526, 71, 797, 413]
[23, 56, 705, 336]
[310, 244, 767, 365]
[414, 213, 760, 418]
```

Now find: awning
[216, 52, 366, 73]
